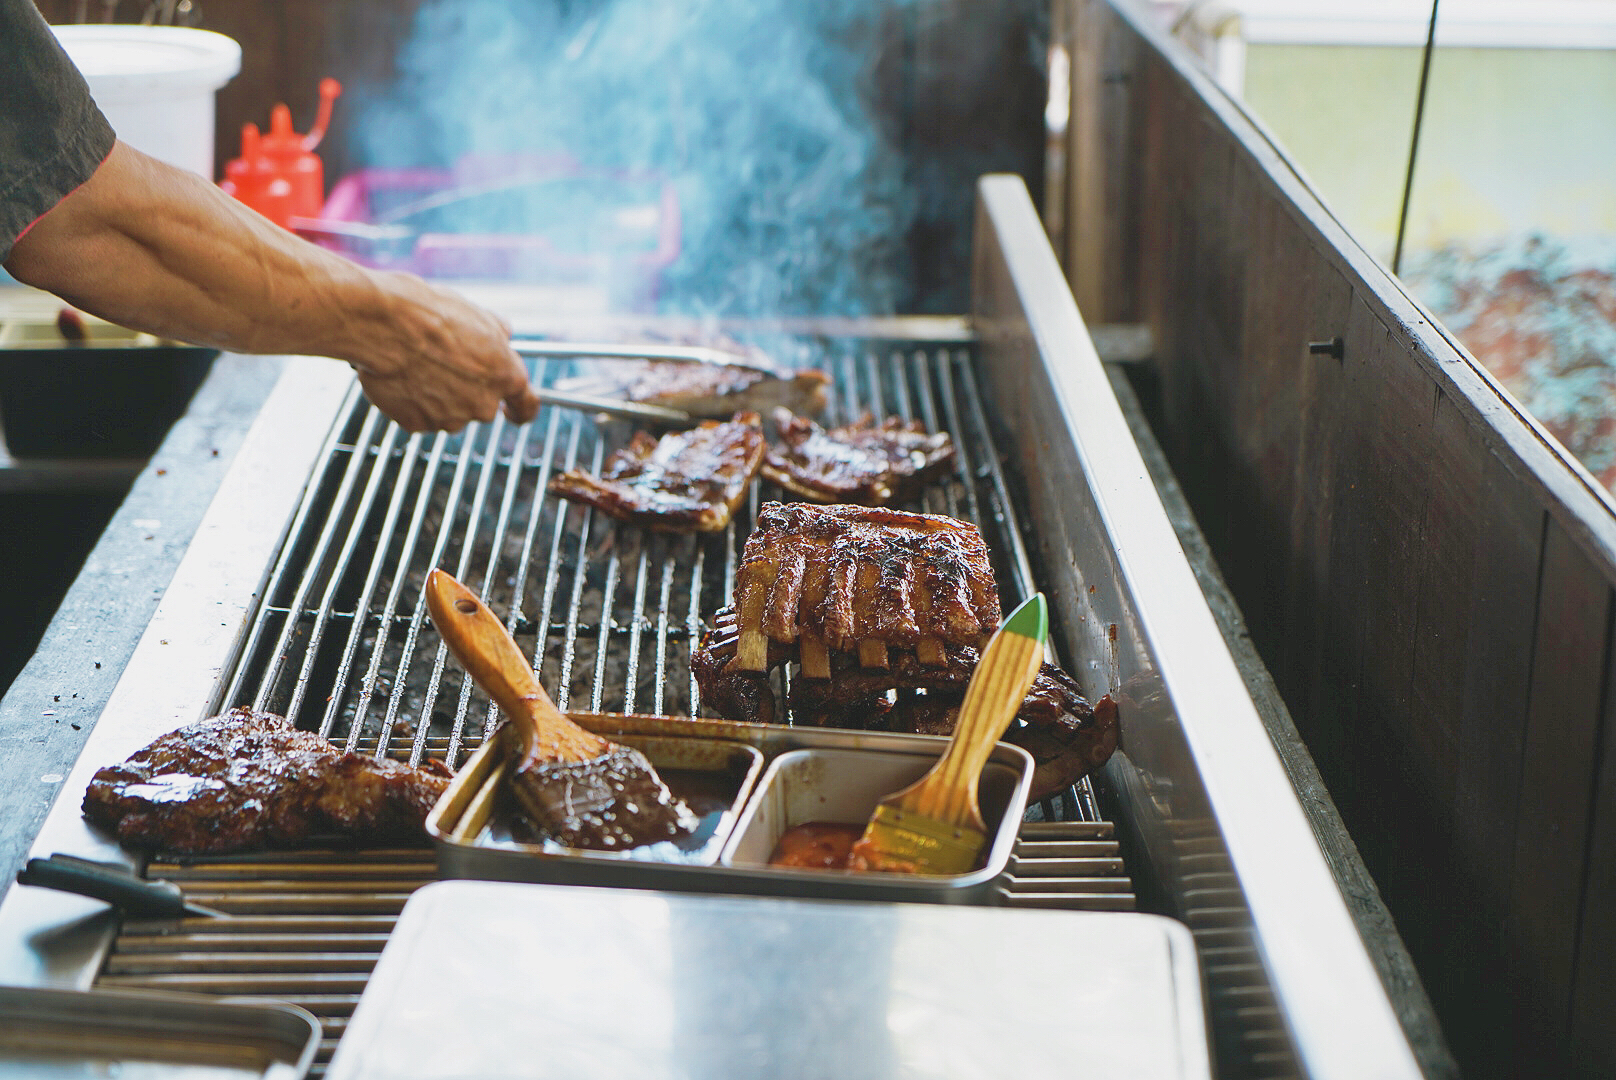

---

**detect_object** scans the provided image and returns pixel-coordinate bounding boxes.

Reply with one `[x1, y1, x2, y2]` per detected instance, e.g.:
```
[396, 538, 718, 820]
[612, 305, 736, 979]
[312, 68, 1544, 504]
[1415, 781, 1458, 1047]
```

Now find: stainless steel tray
[721, 746, 1026, 885]
[327, 880, 1212, 1080]
[0, 984, 320, 1078]
[429, 714, 1034, 904]
[428, 720, 766, 878]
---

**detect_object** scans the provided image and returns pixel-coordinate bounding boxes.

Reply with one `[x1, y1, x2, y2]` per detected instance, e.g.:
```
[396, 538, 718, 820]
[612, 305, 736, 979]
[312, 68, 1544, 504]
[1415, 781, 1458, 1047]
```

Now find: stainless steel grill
[210, 341, 1098, 817]
[90, 338, 1141, 1076]
[0, 178, 1426, 1080]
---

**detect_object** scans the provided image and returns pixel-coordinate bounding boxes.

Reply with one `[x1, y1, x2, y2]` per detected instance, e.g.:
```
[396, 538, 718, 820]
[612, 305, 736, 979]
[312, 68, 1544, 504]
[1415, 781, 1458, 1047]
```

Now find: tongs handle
[17, 854, 223, 920]
[529, 386, 690, 426]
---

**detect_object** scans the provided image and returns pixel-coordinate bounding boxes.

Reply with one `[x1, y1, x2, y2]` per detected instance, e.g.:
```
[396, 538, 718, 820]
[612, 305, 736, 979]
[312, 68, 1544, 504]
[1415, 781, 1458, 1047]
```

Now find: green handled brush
[851, 593, 1049, 876]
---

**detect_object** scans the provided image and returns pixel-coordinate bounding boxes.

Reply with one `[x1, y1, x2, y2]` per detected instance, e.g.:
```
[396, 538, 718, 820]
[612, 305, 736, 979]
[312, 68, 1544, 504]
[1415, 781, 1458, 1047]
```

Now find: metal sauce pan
[720, 746, 1027, 890]
[430, 714, 1034, 904]
[428, 718, 766, 888]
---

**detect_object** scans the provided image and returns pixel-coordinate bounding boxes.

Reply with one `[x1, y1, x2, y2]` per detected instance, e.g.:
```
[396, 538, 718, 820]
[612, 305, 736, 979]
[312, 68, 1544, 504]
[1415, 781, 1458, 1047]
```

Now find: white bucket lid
[52, 26, 241, 97]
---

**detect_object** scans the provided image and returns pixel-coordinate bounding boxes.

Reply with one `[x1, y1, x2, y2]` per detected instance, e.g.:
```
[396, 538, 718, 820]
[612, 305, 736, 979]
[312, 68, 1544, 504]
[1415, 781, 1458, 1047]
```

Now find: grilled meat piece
[730, 502, 999, 674]
[691, 502, 1116, 796]
[82, 708, 452, 854]
[689, 606, 778, 725]
[691, 613, 1117, 800]
[762, 408, 956, 505]
[547, 412, 764, 532]
[783, 642, 1094, 723]
[1008, 695, 1121, 803]
[561, 359, 830, 420]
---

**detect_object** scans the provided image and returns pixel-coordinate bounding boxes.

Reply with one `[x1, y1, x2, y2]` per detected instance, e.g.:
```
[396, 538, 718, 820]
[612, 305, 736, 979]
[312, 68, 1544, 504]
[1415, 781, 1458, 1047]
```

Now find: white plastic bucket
[51, 26, 241, 179]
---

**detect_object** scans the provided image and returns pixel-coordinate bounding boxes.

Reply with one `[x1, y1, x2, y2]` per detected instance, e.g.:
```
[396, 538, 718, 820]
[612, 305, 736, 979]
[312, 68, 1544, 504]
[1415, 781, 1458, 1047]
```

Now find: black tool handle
[16, 854, 216, 919]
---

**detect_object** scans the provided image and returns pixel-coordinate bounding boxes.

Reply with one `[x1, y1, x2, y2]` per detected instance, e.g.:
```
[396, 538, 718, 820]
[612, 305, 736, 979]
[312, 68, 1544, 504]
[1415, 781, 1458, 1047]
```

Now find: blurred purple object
[303, 155, 681, 311]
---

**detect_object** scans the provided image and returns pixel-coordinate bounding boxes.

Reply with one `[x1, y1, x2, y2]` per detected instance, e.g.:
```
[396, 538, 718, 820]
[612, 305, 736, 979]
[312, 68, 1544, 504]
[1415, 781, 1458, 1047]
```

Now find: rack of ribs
[692, 605, 1118, 799]
[547, 411, 765, 532]
[728, 501, 1000, 678]
[691, 501, 1119, 799]
[82, 708, 452, 854]
[761, 408, 957, 506]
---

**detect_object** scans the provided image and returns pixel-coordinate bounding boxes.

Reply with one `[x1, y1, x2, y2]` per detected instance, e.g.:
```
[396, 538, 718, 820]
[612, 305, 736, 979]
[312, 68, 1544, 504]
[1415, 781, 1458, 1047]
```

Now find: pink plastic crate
[313, 155, 680, 311]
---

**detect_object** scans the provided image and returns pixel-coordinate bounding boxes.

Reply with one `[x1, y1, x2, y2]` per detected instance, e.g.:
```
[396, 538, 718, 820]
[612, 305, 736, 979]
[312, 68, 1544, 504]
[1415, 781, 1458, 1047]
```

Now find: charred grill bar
[0, 177, 1422, 1079]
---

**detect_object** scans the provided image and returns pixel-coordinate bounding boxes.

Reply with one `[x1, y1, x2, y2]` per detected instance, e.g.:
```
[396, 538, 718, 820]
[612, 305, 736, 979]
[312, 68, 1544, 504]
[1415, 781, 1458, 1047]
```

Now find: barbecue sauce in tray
[482, 765, 745, 864]
[767, 822, 866, 869]
[766, 823, 939, 875]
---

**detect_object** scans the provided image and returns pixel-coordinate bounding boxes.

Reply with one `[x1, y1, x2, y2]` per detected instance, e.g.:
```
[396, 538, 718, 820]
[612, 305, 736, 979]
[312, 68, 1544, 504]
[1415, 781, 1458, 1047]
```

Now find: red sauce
[768, 822, 865, 869]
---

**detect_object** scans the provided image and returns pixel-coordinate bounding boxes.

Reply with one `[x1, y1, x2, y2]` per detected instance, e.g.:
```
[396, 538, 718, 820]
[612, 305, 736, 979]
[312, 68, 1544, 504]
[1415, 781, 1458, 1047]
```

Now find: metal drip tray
[325, 881, 1207, 1080]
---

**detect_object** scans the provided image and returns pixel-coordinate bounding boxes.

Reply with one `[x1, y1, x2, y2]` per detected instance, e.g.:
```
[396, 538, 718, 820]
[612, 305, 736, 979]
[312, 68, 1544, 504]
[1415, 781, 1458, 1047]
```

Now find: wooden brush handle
[905, 630, 1045, 828]
[424, 569, 608, 763]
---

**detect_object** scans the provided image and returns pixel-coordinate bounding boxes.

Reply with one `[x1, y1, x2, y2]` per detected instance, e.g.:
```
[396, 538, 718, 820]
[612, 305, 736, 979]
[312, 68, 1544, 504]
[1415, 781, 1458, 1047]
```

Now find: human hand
[345, 273, 540, 434]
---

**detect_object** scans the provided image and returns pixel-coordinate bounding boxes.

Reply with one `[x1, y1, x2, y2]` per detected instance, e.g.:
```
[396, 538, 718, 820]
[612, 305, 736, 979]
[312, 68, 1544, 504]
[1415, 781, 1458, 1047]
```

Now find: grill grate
[95, 339, 1140, 1075]
[214, 342, 1094, 812]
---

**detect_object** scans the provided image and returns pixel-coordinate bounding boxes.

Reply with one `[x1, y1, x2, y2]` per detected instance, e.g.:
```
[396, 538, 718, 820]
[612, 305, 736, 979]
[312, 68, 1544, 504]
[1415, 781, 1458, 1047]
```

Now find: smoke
[349, 0, 922, 316]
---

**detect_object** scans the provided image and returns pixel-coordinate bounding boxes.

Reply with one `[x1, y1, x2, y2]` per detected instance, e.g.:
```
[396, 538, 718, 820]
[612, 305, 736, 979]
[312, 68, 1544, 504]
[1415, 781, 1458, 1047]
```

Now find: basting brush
[424, 568, 696, 851]
[850, 593, 1048, 875]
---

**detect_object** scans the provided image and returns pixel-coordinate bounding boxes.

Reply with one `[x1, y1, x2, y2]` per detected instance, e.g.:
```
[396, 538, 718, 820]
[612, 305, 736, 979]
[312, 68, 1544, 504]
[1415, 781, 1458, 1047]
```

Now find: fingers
[504, 381, 543, 425]
[346, 274, 545, 433]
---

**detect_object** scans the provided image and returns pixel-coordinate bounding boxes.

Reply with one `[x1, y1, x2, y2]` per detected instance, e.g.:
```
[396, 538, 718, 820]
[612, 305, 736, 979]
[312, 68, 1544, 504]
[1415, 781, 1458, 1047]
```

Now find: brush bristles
[855, 804, 987, 876]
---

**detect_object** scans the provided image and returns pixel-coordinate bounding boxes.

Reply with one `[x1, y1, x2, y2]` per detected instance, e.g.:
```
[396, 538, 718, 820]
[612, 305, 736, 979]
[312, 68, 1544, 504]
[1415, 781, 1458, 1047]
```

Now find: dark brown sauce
[768, 822, 865, 869]
[510, 746, 697, 852]
[500, 755, 748, 861]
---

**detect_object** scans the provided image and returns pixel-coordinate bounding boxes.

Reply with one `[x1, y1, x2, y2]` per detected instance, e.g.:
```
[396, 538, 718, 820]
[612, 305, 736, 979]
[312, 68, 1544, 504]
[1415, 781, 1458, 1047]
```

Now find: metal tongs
[508, 339, 778, 426]
[509, 339, 776, 373]
[520, 385, 691, 426]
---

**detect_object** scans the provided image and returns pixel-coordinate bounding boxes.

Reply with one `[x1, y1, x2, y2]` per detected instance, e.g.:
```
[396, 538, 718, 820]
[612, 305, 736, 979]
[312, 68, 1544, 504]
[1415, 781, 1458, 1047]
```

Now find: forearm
[6, 141, 406, 367]
[3, 141, 538, 433]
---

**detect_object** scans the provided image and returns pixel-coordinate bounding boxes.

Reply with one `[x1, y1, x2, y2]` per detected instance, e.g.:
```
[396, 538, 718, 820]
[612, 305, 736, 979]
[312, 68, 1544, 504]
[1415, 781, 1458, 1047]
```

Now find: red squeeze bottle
[220, 78, 342, 229]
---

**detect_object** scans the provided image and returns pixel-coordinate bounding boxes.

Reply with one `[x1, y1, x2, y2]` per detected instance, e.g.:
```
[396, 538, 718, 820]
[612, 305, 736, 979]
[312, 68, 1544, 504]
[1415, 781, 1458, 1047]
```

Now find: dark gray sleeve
[0, 0, 117, 263]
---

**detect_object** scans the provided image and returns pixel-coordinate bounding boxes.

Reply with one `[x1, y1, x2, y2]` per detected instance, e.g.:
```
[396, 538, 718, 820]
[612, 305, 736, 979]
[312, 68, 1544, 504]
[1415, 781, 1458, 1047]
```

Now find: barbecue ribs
[547, 411, 765, 532]
[729, 502, 1000, 677]
[762, 408, 956, 506]
[693, 606, 1119, 799]
[692, 502, 1118, 798]
[83, 708, 452, 854]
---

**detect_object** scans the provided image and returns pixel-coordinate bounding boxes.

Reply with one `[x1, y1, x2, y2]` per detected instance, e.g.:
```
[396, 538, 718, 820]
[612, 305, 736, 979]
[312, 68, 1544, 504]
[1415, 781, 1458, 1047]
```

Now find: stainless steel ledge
[971, 173, 1421, 1080]
[0, 355, 355, 988]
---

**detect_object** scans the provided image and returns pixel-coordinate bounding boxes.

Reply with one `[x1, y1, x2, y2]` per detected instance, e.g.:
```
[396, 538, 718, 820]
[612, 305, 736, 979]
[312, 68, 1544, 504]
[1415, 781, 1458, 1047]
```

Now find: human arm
[4, 140, 540, 433]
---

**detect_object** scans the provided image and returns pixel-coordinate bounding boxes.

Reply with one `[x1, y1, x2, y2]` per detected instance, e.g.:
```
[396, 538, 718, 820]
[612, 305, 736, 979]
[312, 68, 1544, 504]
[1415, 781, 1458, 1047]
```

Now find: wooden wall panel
[1573, 628, 1616, 1077]
[1062, 1, 1616, 1075]
[1064, 0, 1140, 322]
[1509, 524, 1610, 1076]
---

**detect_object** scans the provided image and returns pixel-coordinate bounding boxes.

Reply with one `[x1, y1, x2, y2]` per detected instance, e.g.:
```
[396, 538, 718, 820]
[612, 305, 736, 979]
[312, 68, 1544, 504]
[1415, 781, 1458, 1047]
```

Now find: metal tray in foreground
[327, 879, 1211, 1080]
[427, 713, 1034, 905]
[0, 984, 320, 1079]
